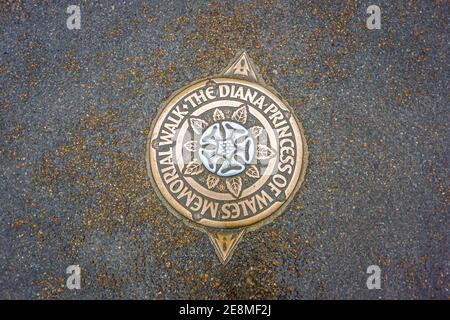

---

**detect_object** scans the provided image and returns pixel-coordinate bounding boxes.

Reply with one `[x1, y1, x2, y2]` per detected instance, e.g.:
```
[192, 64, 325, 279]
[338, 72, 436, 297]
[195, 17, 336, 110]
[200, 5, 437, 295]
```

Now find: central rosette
[183, 105, 275, 198]
[198, 121, 255, 177]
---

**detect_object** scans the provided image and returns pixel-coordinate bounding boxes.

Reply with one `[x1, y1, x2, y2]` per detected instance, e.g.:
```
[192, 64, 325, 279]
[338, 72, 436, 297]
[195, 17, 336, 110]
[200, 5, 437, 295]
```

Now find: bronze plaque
[146, 52, 308, 264]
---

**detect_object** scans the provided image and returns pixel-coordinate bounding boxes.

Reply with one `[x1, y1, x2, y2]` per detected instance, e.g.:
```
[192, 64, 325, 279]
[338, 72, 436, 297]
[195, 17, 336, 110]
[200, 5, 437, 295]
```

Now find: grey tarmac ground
[0, 0, 448, 299]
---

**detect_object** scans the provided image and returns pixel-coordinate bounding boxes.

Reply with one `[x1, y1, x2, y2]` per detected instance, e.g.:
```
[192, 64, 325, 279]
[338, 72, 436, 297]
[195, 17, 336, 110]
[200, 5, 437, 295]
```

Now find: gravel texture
[0, 0, 448, 299]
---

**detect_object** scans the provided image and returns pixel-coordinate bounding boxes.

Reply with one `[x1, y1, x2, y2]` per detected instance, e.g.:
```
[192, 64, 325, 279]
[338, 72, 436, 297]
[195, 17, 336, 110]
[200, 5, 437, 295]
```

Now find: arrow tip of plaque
[208, 229, 245, 264]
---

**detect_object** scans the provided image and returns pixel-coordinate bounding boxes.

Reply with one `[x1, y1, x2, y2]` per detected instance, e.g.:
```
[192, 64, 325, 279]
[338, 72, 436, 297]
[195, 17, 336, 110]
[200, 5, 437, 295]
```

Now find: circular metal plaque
[146, 52, 308, 263]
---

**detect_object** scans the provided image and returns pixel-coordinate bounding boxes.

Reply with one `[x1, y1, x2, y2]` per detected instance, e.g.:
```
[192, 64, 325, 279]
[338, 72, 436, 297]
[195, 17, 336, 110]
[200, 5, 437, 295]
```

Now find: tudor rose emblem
[146, 52, 308, 264]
